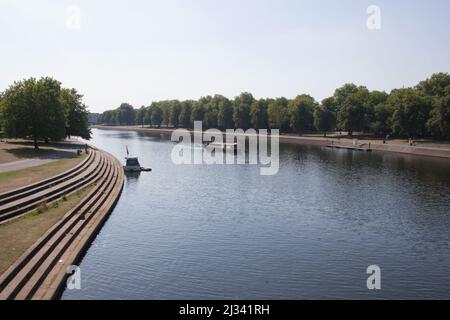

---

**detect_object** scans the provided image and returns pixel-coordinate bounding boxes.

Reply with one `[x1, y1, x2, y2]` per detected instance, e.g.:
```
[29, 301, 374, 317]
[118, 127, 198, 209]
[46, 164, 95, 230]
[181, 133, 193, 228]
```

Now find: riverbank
[0, 186, 93, 275]
[92, 125, 450, 160]
[0, 147, 124, 300]
[0, 140, 90, 193]
[63, 127, 450, 299]
[0, 156, 88, 194]
[0, 139, 84, 166]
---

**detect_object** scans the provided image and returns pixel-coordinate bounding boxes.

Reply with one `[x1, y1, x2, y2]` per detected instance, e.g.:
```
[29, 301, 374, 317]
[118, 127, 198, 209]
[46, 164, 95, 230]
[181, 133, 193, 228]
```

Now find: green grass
[0, 154, 86, 194]
[0, 156, 81, 180]
[0, 184, 94, 275]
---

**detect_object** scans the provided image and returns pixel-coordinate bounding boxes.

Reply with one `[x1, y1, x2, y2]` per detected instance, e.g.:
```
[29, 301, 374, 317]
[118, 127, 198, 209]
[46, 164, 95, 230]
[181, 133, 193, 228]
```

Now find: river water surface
[62, 128, 450, 299]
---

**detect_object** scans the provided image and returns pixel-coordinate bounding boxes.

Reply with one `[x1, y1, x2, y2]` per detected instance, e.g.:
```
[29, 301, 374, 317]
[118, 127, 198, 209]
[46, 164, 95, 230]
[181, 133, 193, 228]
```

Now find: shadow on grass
[4, 139, 85, 150]
[3, 147, 77, 160]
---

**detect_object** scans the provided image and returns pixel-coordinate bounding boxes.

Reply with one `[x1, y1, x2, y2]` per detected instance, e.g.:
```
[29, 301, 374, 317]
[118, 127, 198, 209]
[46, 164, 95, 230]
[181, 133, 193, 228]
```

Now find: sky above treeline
[1, 0, 449, 113]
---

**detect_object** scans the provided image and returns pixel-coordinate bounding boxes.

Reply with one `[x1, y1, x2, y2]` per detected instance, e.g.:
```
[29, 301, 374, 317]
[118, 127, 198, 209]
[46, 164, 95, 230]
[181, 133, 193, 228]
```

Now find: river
[62, 128, 450, 299]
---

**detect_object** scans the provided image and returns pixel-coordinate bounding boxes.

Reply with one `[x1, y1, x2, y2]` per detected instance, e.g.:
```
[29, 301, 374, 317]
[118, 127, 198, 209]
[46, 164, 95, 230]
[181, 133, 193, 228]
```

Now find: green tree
[389, 88, 431, 138]
[214, 95, 233, 130]
[367, 90, 388, 107]
[250, 99, 269, 129]
[101, 110, 117, 125]
[337, 87, 370, 136]
[314, 103, 336, 136]
[169, 100, 181, 128]
[416, 73, 450, 98]
[416, 73, 450, 140]
[135, 106, 146, 127]
[204, 105, 218, 129]
[288, 95, 317, 134]
[60, 88, 91, 139]
[195, 96, 215, 129]
[321, 96, 337, 113]
[144, 106, 152, 126]
[161, 102, 170, 127]
[178, 100, 192, 128]
[267, 98, 289, 130]
[190, 100, 205, 127]
[0, 93, 4, 131]
[369, 103, 393, 137]
[2, 77, 66, 149]
[89, 73, 450, 141]
[117, 103, 136, 125]
[151, 105, 163, 127]
[333, 83, 360, 112]
[427, 86, 450, 140]
[233, 92, 254, 129]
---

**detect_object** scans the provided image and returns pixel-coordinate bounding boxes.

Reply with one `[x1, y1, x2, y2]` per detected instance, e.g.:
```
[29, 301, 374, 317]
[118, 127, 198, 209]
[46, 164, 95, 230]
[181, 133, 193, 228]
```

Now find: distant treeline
[98, 73, 450, 139]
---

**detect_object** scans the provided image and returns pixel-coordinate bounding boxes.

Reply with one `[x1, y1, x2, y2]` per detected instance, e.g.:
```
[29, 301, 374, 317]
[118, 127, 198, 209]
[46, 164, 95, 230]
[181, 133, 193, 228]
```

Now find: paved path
[0, 151, 77, 173]
[0, 159, 58, 173]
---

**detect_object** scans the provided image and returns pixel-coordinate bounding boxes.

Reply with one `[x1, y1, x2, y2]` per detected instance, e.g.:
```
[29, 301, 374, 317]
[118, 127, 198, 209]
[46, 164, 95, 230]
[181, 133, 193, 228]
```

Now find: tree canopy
[233, 92, 254, 130]
[288, 95, 317, 135]
[389, 88, 431, 138]
[1, 77, 91, 148]
[314, 101, 336, 136]
[61, 88, 91, 139]
[336, 86, 370, 136]
[96, 72, 450, 141]
[267, 98, 289, 131]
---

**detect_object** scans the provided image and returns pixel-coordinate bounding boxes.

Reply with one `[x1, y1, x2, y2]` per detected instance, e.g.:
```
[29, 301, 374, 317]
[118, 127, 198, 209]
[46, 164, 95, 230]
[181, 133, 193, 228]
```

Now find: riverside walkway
[0, 147, 124, 300]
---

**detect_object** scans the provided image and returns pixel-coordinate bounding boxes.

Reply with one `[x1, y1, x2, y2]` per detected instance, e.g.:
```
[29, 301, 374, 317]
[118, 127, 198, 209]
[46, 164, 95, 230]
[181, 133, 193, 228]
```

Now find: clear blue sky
[1, 0, 449, 113]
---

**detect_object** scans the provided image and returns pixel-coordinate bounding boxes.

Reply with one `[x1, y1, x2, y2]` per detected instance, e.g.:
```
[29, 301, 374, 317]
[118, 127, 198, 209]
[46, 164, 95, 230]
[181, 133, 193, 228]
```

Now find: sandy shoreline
[92, 125, 450, 160]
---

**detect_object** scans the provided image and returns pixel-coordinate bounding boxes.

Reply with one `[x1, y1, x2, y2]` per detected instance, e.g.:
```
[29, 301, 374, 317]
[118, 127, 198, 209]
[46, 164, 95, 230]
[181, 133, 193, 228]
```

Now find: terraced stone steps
[0, 149, 124, 300]
[0, 149, 109, 224]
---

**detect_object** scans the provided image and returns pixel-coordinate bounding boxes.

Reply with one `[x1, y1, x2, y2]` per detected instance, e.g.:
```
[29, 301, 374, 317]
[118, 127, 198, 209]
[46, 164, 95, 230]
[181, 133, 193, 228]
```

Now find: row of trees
[98, 72, 450, 140]
[0, 77, 91, 149]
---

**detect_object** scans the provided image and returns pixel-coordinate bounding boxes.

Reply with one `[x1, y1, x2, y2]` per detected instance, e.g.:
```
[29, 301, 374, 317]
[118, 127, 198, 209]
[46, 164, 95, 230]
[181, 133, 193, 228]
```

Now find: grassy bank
[0, 154, 86, 194]
[0, 140, 79, 164]
[0, 185, 94, 275]
[0, 147, 57, 164]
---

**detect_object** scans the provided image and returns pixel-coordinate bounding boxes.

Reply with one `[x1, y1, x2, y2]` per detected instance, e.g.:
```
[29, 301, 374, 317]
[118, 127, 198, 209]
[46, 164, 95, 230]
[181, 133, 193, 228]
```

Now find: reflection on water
[63, 128, 450, 300]
[125, 171, 141, 183]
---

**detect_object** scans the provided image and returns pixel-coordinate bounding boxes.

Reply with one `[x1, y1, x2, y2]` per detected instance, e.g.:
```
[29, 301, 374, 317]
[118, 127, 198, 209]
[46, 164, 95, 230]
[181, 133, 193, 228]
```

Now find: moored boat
[123, 147, 152, 172]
